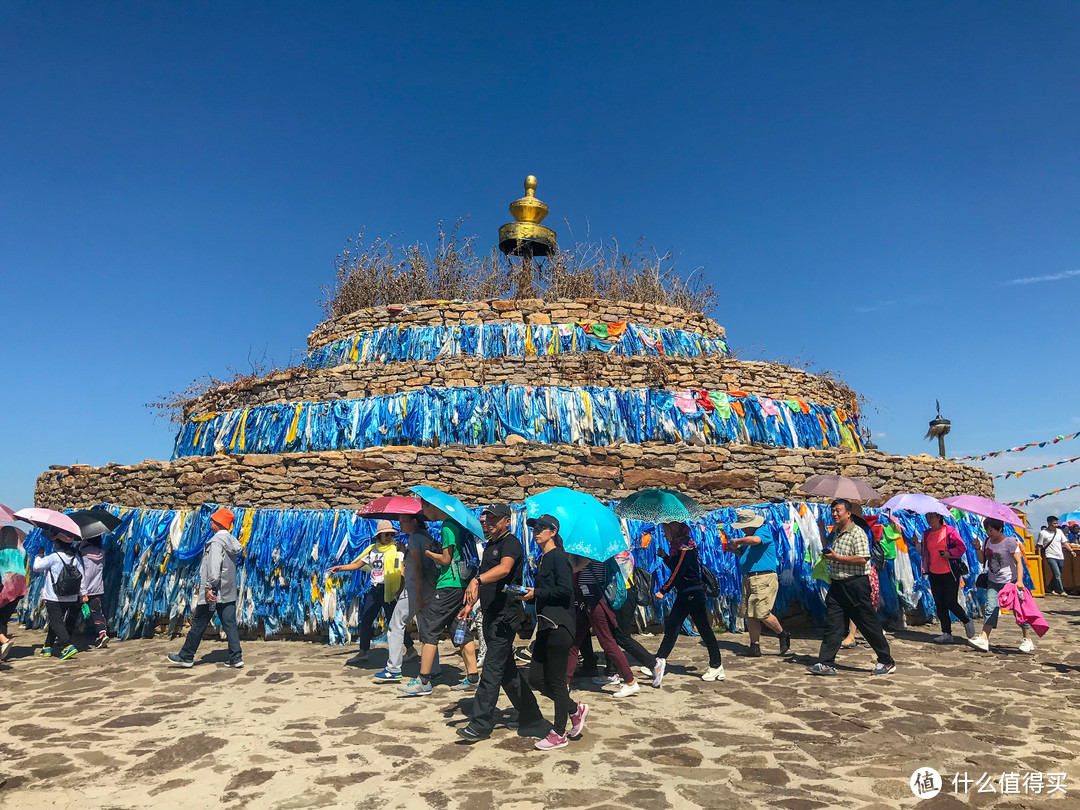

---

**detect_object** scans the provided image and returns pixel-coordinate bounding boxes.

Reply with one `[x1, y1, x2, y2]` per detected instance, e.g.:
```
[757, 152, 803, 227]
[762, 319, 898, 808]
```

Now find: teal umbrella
[525, 487, 628, 562]
[612, 489, 706, 523]
[409, 485, 485, 540]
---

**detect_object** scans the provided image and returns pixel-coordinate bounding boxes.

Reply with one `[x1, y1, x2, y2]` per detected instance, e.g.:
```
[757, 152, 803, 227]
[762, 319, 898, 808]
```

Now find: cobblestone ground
[2, 601, 1079, 809]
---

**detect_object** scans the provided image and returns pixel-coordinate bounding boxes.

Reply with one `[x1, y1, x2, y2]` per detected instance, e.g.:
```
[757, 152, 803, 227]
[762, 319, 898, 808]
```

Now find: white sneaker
[591, 674, 621, 686]
[1018, 638, 1035, 654]
[969, 636, 990, 652]
[963, 620, 976, 640]
[652, 658, 666, 688]
[613, 681, 640, 698]
[930, 634, 953, 644]
[702, 665, 725, 682]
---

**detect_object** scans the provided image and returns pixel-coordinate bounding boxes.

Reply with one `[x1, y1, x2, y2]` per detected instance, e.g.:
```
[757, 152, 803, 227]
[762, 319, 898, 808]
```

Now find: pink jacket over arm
[997, 583, 1049, 637]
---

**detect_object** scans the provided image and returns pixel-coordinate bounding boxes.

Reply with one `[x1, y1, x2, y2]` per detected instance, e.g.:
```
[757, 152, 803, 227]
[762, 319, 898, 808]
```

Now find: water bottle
[452, 617, 468, 646]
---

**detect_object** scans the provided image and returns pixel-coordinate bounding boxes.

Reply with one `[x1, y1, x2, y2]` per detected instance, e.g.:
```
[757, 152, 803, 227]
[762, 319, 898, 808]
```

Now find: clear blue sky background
[2, 3, 1078, 525]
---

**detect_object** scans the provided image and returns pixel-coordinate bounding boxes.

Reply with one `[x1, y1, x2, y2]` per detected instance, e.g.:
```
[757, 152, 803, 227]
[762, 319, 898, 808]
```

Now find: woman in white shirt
[970, 518, 1034, 654]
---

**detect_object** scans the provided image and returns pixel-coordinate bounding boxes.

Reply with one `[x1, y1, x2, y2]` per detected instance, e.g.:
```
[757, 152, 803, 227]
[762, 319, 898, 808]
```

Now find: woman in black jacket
[649, 522, 723, 686]
[517, 514, 587, 751]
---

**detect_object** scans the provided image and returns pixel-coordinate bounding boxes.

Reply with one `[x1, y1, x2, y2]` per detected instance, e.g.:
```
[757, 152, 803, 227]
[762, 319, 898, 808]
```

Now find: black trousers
[656, 588, 721, 668]
[178, 601, 242, 665]
[928, 572, 969, 635]
[470, 613, 542, 735]
[0, 599, 18, 637]
[85, 595, 108, 638]
[528, 626, 578, 735]
[44, 601, 78, 653]
[818, 576, 894, 667]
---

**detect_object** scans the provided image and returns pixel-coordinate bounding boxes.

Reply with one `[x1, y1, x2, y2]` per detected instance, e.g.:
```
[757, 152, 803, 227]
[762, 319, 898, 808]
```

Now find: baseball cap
[526, 514, 560, 534]
[482, 503, 512, 520]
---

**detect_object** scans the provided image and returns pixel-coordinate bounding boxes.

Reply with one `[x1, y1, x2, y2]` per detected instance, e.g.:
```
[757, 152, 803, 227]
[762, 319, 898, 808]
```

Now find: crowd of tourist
[0, 501, 1074, 751]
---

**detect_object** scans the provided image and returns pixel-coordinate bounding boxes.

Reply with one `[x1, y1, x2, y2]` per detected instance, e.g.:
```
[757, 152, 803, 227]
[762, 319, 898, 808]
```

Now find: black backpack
[700, 564, 721, 599]
[53, 551, 83, 598]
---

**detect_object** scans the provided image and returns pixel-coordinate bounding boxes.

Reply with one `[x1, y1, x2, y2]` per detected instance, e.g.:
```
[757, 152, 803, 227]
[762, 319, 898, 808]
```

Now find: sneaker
[398, 677, 433, 697]
[59, 645, 78, 661]
[534, 730, 569, 751]
[807, 663, 837, 676]
[0, 639, 13, 661]
[429, 668, 443, 682]
[450, 676, 479, 692]
[373, 669, 402, 682]
[743, 643, 761, 657]
[963, 620, 977, 640]
[872, 662, 896, 676]
[969, 636, 990, 652]
[702, 665, 725, 682]
[39, 647, 52, 658]
[931, 634, 953, 644]
[638, 666, 655, 678]
[569, 702, 590, 738]
[652, 658, 667, 688]
[778, 631, 791, 655]
[456, 725, 490, 743]
[402, 647, 419, 663]
[1018, 638, 1035, 654]
[515, 646, 533, 662]
[223, 660, 244, 669]
[591, 674, 621, 686]
[613, 681, 640, 698]
[94, 633, 110, 650]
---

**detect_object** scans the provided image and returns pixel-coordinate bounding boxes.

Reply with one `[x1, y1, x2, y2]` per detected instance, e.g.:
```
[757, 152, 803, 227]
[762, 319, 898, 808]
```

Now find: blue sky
[2, 3, 1078, 524]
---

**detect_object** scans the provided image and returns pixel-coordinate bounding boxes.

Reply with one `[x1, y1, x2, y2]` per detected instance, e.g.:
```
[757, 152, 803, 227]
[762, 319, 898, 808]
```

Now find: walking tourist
[34, 530, 83, 661]
[517, 514, 588, 751]
[400, 502, 479, 696]
[167, 508, 243, 669]
[0, 526, 28, 662]
[648, 522, 724, 685]
[79, 534, 111, 649]
[596, 549, 656, 683]
[919, 511, 976, 644]
[328, 520, 404, 665]
[456, 504, 543, 742]
[374, 513, 439, 682]
[807, 499, 895, 676]
[1037, 516, 1068, 596]
[970, 518, 1035, 654]
[565, 557, 640, 697]
[728, 509, 790, 656]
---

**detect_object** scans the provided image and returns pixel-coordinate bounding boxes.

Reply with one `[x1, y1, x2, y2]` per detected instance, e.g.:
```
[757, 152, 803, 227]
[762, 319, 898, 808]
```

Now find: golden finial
[500, 175, 557, 257]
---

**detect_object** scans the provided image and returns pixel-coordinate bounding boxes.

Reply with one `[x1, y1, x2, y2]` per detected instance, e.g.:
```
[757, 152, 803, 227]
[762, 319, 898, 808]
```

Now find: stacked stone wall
[37, 444, 994, 513]
[308, 298, 725, 352]
[182, 357, 858, 418]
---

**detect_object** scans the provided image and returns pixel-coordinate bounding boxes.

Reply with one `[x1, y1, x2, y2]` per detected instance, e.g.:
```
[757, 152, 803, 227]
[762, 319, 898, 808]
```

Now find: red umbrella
[13, 507, 81, 539]
[0, 503, 16, 523]
[357, 496, 423, 520]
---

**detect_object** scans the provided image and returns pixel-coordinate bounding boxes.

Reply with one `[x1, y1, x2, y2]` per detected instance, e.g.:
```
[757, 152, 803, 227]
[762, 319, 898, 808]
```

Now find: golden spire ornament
[498, 175, 558, 259]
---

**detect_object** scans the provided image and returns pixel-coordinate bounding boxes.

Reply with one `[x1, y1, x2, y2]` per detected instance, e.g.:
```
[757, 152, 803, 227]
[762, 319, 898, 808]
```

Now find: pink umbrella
[356, 496, 424, 520]
[799, 475, 882, 503]
[13, 507, 81, 538]
[940, 495, 1024, 528]
[0, 503, 17, 523]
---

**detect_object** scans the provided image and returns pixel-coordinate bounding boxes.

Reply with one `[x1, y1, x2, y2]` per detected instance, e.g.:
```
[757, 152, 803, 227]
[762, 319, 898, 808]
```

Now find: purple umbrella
[940, 495, 1024, 528]
[882, 493, 951, 516]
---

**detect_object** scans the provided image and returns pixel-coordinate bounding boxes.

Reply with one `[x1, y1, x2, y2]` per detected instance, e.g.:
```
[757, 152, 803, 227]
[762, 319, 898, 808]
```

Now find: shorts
[738, 572, 779, 620]
[417, 587, 468, 646]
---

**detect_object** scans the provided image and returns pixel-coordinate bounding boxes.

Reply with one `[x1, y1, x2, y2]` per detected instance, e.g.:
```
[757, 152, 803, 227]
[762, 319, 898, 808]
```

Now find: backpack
[603, 557, 628, 610]
[700, 564, 720, 599]
[53, 552, 83, 598]
[450, 528, 480, 583]
[633, 567, 654, 606]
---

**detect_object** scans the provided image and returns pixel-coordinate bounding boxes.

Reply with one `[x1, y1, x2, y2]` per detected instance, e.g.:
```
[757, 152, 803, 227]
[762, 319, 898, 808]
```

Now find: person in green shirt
[400, 503, 480, 696]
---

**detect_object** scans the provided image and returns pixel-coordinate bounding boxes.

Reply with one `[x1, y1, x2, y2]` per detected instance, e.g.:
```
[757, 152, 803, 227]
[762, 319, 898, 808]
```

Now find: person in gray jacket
[168, 508, 244, 668]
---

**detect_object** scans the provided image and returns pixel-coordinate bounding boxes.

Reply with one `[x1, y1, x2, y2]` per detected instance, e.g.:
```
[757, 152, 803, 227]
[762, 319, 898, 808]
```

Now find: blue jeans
[357, 584, 395, 652]
[179, 601, 242, 664]
[1046, 558, 1065, 593]
[983, 583, 1031, 630]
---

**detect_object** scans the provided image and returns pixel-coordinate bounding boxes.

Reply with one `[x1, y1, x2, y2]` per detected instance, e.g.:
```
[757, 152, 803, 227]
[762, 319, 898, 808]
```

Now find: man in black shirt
[457, 503, 543, 742]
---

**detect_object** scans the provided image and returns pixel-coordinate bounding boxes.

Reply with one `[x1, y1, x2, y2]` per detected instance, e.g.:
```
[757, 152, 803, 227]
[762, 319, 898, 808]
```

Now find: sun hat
[375, 520, 396, 536]
[210, 507, 235, 530]
[731, 509, 765, 532]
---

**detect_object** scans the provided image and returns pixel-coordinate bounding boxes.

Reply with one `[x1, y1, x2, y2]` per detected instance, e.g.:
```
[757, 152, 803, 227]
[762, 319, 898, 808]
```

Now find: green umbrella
[612, 489, 706, 524]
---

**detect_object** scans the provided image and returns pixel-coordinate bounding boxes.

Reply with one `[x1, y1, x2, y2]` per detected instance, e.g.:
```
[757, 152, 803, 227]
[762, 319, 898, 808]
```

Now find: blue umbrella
[409, 485, 485, 540]
[1060, 511, 1080, 525]
[525, 487, 628, 562]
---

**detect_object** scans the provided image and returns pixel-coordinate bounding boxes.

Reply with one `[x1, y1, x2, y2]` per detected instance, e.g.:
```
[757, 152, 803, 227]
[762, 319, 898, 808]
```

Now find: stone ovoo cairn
[36, 293, 992, 510]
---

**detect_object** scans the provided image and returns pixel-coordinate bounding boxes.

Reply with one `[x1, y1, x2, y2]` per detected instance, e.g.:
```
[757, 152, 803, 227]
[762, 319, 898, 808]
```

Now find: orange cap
[210, 507, 235, 530]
